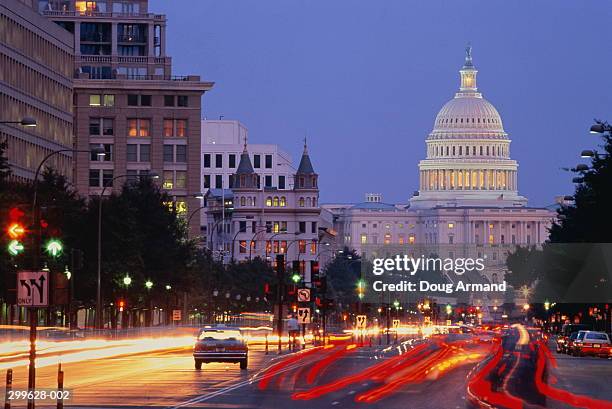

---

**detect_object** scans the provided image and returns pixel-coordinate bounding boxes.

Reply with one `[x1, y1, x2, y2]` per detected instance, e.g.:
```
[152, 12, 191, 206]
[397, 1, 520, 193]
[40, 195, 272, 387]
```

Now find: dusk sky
[151, 0, 612, 206]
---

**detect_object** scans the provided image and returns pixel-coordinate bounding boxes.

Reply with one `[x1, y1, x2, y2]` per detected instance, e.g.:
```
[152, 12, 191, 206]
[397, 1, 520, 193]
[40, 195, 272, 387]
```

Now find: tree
[324, 247, 361, 305]
[504, 245, 541, 289]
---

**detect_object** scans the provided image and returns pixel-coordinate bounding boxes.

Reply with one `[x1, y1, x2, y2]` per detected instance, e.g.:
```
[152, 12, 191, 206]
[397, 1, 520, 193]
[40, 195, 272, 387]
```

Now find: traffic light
[291, 273, 301, 283]
[5, 207, 27, 256]
[118, 300, 125, 312]
[311, 261, 320, 281]
[45, 238, 63, 257]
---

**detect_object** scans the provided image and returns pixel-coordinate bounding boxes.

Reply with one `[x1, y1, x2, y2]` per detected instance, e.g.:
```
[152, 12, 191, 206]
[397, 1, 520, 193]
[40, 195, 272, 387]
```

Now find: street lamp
[165, 285, 172, 290]
[96, 172, 158, 329]
[589, 122, 610, 134]
[0, 117, 37, 127]
[123, 275, 132, 287]
[575, 164, 589, 172]
[145, 280, 153, 290]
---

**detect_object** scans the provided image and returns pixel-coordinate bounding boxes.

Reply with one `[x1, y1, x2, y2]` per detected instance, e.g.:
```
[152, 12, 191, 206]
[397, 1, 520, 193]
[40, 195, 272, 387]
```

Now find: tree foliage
[323, 247, 361, 305]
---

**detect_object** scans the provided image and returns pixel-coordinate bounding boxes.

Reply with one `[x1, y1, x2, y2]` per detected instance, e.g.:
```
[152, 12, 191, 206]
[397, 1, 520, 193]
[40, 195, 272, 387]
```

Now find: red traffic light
[8, 207, 25, 220]
[7, 223, 25, 239]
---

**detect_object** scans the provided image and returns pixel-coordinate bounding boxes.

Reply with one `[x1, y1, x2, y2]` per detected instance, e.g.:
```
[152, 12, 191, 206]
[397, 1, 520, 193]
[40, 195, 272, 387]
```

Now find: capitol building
[323, 48, 556, 284]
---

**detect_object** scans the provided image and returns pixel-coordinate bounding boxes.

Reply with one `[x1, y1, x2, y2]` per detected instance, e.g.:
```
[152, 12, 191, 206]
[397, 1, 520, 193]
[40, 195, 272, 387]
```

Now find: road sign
[17, 271, 49, 307]
[297, 307, 311, 324]
[356, 315, 367, 329]
[392, 319, 400, 328]
[172, 310, 182, 321]
[297, 288, 310, 302]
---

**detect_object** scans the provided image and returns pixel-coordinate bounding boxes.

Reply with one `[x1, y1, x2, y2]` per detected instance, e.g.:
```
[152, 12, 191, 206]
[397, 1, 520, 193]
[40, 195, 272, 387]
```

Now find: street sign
[356, 315, 367, 329]
[392, 319, 400, 328]
[17, 271, 49, 307]
[297, 288, 310, 302]
[172, 310, 182, 321]
[297, 307, 311, 324]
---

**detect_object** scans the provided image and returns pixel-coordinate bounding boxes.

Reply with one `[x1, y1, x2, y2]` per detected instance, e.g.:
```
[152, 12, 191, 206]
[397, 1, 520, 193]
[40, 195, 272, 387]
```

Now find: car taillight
[583, 343, 593, 347]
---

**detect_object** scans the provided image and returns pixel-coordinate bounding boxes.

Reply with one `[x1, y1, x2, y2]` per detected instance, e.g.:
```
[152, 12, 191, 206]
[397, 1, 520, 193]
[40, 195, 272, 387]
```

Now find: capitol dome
[433, 97, 504, 133]
[410, 46, 527, 209]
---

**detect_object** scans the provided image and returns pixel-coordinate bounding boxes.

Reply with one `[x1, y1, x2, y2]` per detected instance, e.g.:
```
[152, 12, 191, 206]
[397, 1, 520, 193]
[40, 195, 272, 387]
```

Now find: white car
[193, 327, 248, 370]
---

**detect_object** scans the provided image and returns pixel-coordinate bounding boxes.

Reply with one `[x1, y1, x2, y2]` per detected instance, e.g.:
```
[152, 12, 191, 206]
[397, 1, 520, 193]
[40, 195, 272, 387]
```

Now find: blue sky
[151, 0, 612, 206]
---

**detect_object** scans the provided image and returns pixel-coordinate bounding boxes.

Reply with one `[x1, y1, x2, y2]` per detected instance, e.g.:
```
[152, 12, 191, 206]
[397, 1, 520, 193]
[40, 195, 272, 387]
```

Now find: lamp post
[96, 172, 158, 329]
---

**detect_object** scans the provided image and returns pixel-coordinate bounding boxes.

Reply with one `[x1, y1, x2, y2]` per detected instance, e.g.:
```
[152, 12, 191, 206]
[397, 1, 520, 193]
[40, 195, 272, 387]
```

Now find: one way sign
[17, 271, 49, 307]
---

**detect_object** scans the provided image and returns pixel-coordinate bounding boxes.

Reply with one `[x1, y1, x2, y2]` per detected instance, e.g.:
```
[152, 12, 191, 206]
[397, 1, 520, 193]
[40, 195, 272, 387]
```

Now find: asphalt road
[1, 330, 610, 409]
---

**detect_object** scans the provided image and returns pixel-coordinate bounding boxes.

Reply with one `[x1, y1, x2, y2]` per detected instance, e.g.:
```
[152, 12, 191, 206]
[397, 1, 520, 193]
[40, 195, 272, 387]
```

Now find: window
[311, 222, 317, 233]
[299, 197, 304, 207]
[215, 154, 223, 168]
[448, 222, 454, 229]
[203, 175, 210, 189]
[215, 175, 223, 188]
[204, 154, 211, 168]
[127, 119, 150, 137]
[360, 234, 367, 244]
[90, 143, 112, 161]
[298, 240, 306, 254]
[163, 145, 173, 162]
[103, 94, 114, 106]
[164, 95, 175, 106]
[163, 120, 173, 137]
[409, 235, 415, 244]
[448, 235, 454, 244]
[102, 169, 113, 187]
[89, 94, 100, 106]
[299, 222, 306, 234]
[127, 144, 137, 161]
[253, 155, 261, 168]
[489, 234, 494, 244]
[266, 197, 272, 207]
[265, 154, 272, 168]
[278, 175, 285, 189]
[175, 171, 186, 189]
[140, 95, 151, 106]
[265, 175, 272, 188]
[89, 169, 100, 187]
[139, 144, 150, 162]
[239, 240, 247, 254]
[384, 233, 391, 245]
[229, 154, 236, 168]
[102, 118, 114, 135]
[163, 171, 174, 189]
[89, 118, 100, 135]
[176, 120, 186, 137]
[127, 94, 138, 106]
[176, 145, 187, 162]
[273, 197, 279, 207]
[177, 95, 188, 107]
[280, 196, 286, 207]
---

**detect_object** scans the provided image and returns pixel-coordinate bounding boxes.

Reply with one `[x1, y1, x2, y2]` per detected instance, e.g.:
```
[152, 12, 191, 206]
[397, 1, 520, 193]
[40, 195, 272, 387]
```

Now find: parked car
[556, 324, 590, 353]
[561, 332, 579, 354]
[193, 326, 248, 370]
[570, 331, 612, 358]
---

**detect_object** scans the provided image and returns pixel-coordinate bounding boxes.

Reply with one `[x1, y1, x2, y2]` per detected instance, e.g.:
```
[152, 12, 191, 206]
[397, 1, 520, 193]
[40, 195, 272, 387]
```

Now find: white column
[445, 170, 450, 190]
[74, 22, 81, 55]
[148, 23, 155, 56]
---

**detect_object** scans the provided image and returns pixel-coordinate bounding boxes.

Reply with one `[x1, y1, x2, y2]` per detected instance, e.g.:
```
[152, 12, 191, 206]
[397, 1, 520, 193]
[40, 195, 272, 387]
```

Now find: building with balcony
[38, 0, 214, 236]
[1, 0, 74, 180]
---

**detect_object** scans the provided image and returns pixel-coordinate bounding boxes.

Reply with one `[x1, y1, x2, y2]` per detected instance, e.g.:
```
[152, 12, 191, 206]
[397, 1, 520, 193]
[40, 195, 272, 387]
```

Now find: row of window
[203, 153, 273, 169]
[89, 117, 187, 138]
[90, 143, 187, 163]
[428, 144, 508, 158]
[88, 94, 189, 107]
[89, 168, 189, 191]
[204, 174, 287, 190]
[355, 232, 532, 246]
[238, 240, 317, 255]
[437, 117, 500, 125]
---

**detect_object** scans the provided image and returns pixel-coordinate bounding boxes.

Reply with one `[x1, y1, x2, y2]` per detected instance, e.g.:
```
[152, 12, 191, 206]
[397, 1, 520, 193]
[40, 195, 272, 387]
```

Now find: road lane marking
[168, 358, 314, 408]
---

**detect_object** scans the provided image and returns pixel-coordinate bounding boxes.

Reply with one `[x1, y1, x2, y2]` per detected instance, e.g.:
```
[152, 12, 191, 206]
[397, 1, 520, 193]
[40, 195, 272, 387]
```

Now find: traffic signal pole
[276, 255, 284, 353]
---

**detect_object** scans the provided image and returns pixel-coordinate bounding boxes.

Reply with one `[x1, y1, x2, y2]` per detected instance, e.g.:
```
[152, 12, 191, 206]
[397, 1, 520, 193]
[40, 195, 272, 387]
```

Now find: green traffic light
[8, 240, 24, 256]
[291, 273, 301, 283]
[45, 239, 63, 257]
